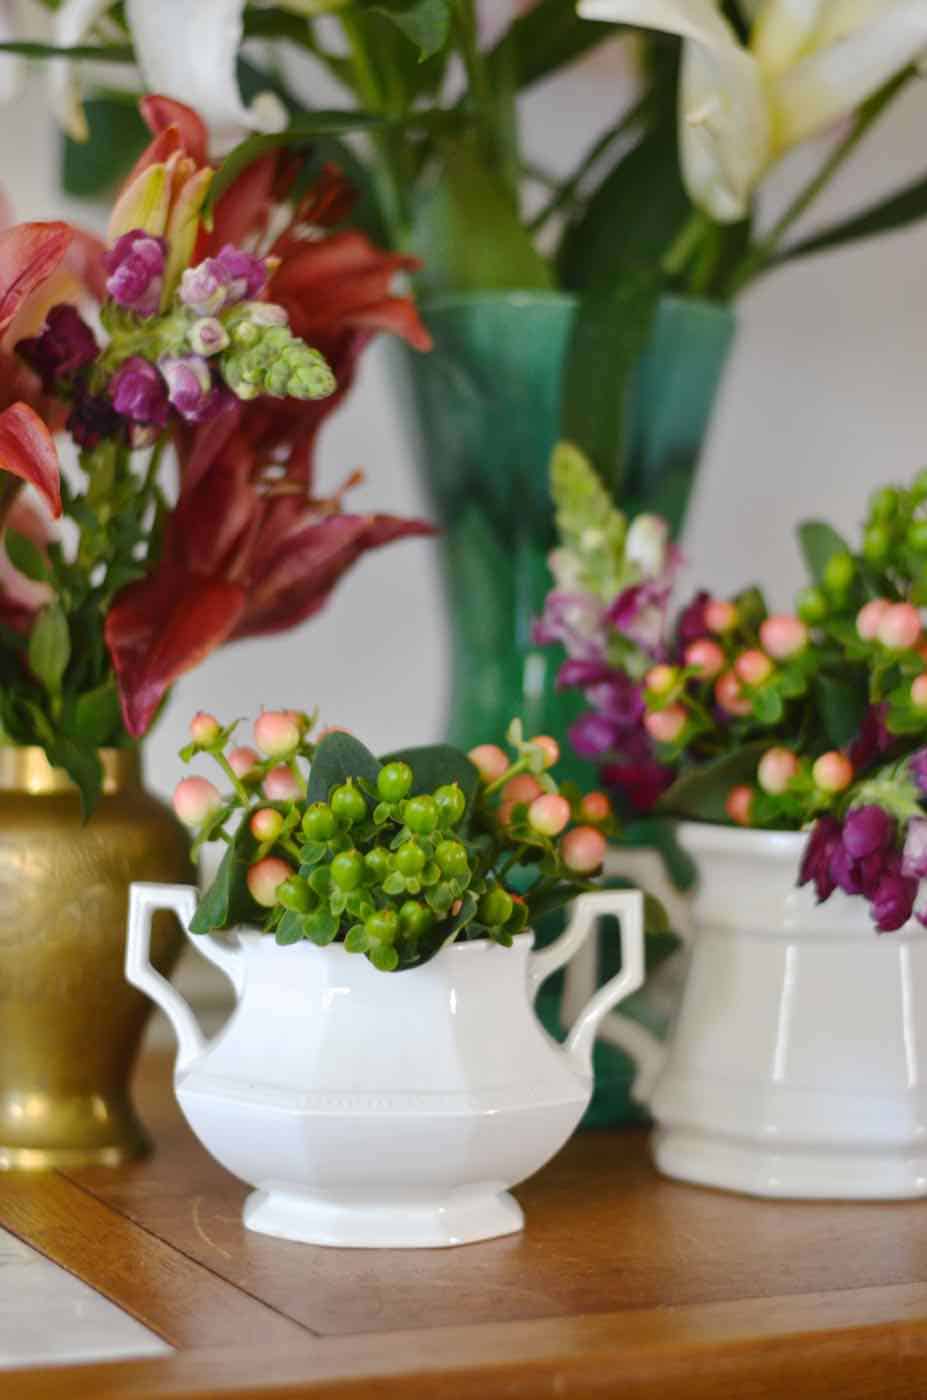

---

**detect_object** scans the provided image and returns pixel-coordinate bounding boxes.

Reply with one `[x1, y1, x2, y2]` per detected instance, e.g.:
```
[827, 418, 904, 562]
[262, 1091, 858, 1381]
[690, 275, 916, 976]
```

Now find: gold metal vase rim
[0, 746, 140, 795]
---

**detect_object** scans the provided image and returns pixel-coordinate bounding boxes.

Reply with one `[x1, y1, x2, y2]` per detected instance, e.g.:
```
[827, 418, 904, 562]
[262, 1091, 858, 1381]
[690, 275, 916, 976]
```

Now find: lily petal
[125, 0, 287, 154]
[0, 222, 72, 337]
[51, 0, 119, 141]
[0, 403, 62, 518]
[578, 0, 770, 220]
[139, 95, 209, 166]
[752, 0, 827, 78]
[106, 162, 170, 243]
[777, 1, 927, 146]
[162, 164, 214, 303]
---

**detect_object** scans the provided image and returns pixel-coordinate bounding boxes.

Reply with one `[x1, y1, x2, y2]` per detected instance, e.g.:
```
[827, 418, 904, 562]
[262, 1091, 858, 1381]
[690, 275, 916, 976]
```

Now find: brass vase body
[0, 748, 190, 1169]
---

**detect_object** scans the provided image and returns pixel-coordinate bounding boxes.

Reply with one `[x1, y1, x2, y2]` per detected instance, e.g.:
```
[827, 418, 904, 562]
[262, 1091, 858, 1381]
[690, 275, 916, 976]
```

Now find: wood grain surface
[4, 1052, 927, 1398]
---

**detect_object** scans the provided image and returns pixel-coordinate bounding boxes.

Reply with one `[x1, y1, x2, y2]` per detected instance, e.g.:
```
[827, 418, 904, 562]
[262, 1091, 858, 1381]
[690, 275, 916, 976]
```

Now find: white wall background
[3, 46, 927, 802]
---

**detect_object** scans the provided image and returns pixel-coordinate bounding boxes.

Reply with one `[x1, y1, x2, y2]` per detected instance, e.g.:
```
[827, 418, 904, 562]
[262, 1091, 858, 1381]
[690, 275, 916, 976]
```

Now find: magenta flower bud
[16, 304, 98, 390]
[179, 262, 226, 316]
[725, 785, 754, 827]
[172, 776, 222, 828]
[759, 615, 808, 660]
[877, 602, 922, 652]
[844, 805, 895, 861]
[468, 744, 509, 783]
[644, 704, 687, 744]
[189, 711, 221, 745]
[188, 317, 230, 357]
[757, 747, 799, 795]
[109, 356, 169, 427]
[254, 710, 301, 758]
[528, 793, 571, 837]
[560, 825, 606, 874]
[250, 808, 284, 843]
[263, 765, 303, 801]
[159, 355, 219, 423]
[228, 746, 260, 780]
[247, 856, 293, 908]
[902, 817, 927, 880]
[104, 229, 166, 317]
[856, 598, 891, 642]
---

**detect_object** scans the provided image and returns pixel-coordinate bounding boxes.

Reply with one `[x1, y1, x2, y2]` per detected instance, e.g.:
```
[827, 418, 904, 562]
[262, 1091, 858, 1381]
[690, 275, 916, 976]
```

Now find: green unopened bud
[219, 321, 335, 403]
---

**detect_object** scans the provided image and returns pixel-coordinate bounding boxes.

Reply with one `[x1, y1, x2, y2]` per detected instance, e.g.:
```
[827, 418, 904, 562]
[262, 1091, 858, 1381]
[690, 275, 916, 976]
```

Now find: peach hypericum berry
[911, 674, 927, 710]
[173, 776, 222, 827]
[684, 639, 725, 680]
[579, 791, 611, 823]
[705, 599, 738, 635]
[502, 774, 544, 805]
[725, 785, 754, 826]
[715, 671, 752, 717]
[644, 704, 687, 744]
[468, 744, 509, 783]
[877, 602, 922, 652]
[189, 711, 221, 745]
[250, 808, 284, 842]
[528, 793, 571, 837]
[757, 747, 799, 795]
[227, 746, 260, 779]
[856, 598, 891, 641]
[247, 857, 294, 908]
[759, 615, 808, 660]
[734, 649, 774, 687]
[560, 826, 607, 874]
[812, 751, 854, 794]
[263, 764, 303, 801]
[530, 735, 560, 769]
[254, 709, 301, 758]
[645, 664, 678, 696]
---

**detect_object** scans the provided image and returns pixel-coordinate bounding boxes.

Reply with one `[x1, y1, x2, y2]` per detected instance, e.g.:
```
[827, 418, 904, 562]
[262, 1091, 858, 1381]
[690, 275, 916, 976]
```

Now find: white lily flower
[578, 0, 927, 221]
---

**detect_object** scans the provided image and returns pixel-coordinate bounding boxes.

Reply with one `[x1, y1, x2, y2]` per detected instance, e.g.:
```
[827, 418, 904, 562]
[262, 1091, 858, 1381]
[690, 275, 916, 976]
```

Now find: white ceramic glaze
[576, 825, 927, 1200]
[127, 886, 643, 1248]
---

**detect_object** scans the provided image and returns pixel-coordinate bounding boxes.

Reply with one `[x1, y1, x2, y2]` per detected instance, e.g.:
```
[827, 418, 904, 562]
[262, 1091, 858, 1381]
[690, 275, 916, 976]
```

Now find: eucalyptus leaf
[307, 732, 381, 805]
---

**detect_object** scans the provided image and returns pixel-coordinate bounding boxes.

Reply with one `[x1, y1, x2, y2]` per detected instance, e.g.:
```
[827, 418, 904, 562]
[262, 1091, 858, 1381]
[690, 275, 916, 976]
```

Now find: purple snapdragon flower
[179, 245, 268, 316]
[902, 817, 927, 880]
[159, 355, 222, 423]
[800, 807, 919, 933]
[109, 357, 169, 428]
[533, 590, 607, 661]
[910, 750, 927, 798]
[16, 304, 98, 391]
[104, 230, 166, 317]
[870, 861, 918, 933]
[798, 816, 842, 903]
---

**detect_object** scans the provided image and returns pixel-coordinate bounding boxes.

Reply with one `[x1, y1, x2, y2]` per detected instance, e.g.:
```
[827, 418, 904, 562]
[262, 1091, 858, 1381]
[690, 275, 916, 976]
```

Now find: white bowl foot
[243, 1186, 525, 1248]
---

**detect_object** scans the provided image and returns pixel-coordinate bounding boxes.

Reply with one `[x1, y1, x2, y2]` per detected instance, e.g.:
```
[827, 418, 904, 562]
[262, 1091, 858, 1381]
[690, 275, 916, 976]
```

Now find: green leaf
[383, 871, 407, 896]
[561, 267, 662, 500]
[276, 910, 306, 946]
[369, 943, 400, 972]
[62, 95, 149, 197]
[307, 732, 381, 805]
[5, 529, 49, 583]
[751, 687, 784, 726]
[779, 170, 927, 269]
[367, 0, 453, 59]
[814, 673, 868, 750]
[487, 0, 617, 91]
[0, 39, 133, 61]
[345, 926, 372, 954]
[191, 829, 258, 934]
[655, 742, 770, 822]
[798, 521, 852, 587]
[66, 679, 122, 748]
[407, 138, 553, 296]
[304, 908, 338, 946]
[207, 111, 386, 211]
[379, 744, 479, 808]
[45, 738, 102, 821]
[28, 604, 70, 698]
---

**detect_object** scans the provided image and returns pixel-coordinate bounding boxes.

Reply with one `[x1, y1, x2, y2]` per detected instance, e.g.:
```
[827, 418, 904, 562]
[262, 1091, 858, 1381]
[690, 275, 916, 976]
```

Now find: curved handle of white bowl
[529, 889, 646, 1081]
[126, 882, 243, 1075]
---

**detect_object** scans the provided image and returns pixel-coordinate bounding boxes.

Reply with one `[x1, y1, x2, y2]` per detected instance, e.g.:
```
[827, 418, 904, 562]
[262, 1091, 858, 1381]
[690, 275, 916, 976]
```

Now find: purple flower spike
[214, 245, 269, 300]
[160, 355, 221, 423]
[798, 816, 842, 903]
[104, 229, 166, 318]
[180, 245, 268, 316]
[16, 304, 98, 391]
[109, 356, 169, 427]
[843, 805, 895, 860]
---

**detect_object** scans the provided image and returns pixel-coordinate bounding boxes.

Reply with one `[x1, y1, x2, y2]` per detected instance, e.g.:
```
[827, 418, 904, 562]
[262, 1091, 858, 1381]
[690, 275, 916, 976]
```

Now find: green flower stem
[213, 750, 251, 806]
[483, 757, 528, 800]
[529, 93, 649, 236]
[662, 210, 713, 282]
[282, 838, 303, 861]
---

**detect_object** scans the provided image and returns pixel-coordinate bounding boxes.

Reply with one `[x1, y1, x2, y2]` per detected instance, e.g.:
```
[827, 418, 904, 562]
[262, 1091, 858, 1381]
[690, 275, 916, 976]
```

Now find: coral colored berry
[263, 765, 302, 801]
[528, 793, 571, 837]
[468, 744, 509, 782]
[227, 746, 260, 779]
[579, 791, 611, 823]
[254, 709, 301, 758]
[758, 747, 799, 796]
[725, 785, 754, 827]
[503, 774, 544, 805]
[644, 704, 687, 744]
[189, 711, 220, 745]
[877, 603, 922, 652]
[913, 675, 927, 710]
[172, 777, 222, 828]
[813, 751, 853, 794]
[250, 808, 284, 842]
[685, 639, 725, 680]
[759, 615, 808, 660]
[247, 856, 293, 908]
[856, 598, 891, 641]
[715, 671, 751, 717]
[705, 599, 738, 635]
[530, 735, 560, 769]
[645, 664, 678, 696]
[734, 649, 774, 687]
[560, 826, 607, 874]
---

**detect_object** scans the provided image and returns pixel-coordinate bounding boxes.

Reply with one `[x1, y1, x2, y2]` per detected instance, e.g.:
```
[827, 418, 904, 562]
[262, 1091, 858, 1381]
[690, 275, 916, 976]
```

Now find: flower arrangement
[171, 710, 615, 972]
[538, 443, 927, 933]
[0, 96, 432, 811]
[10, 2, 927, 510]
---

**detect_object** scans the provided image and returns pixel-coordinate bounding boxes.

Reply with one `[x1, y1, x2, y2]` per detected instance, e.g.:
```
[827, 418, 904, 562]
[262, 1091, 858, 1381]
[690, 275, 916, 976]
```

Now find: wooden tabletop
[3, 1054, 927, 1398]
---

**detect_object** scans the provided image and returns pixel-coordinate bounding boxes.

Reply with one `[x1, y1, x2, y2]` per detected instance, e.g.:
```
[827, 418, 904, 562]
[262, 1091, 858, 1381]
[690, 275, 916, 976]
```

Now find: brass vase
[0, 747, 190, 1170]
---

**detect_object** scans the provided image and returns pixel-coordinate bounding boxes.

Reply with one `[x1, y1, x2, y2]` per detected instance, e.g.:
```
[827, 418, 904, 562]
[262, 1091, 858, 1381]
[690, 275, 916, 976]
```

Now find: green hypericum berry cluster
[221, 320, 336, 402]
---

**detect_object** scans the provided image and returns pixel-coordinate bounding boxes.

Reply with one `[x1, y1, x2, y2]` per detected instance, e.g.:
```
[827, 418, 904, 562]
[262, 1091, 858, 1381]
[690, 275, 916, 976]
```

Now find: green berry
[399, 900, 433, 938]
[277, 876, 312, 913]
[435, 783, 466, 826]
[863, 524, 891, 564]
[404, 794, 438, 834]
[908, 520, 927, 554]
[366, 908, 399, 945]
[331, 850, 365, 891]
[823, 551, 855, 596]
[435, 840, 469, 878]
[796, 586, 828, 625]
[331, 781, 366, 825]
[870, 486, 900, 522]
[377, 761, 413, 802]
[302, 802, 336, 842]
[364, 846, 392, 883]
[395, 841, 426, 877]
[479, 888, 514, 926]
